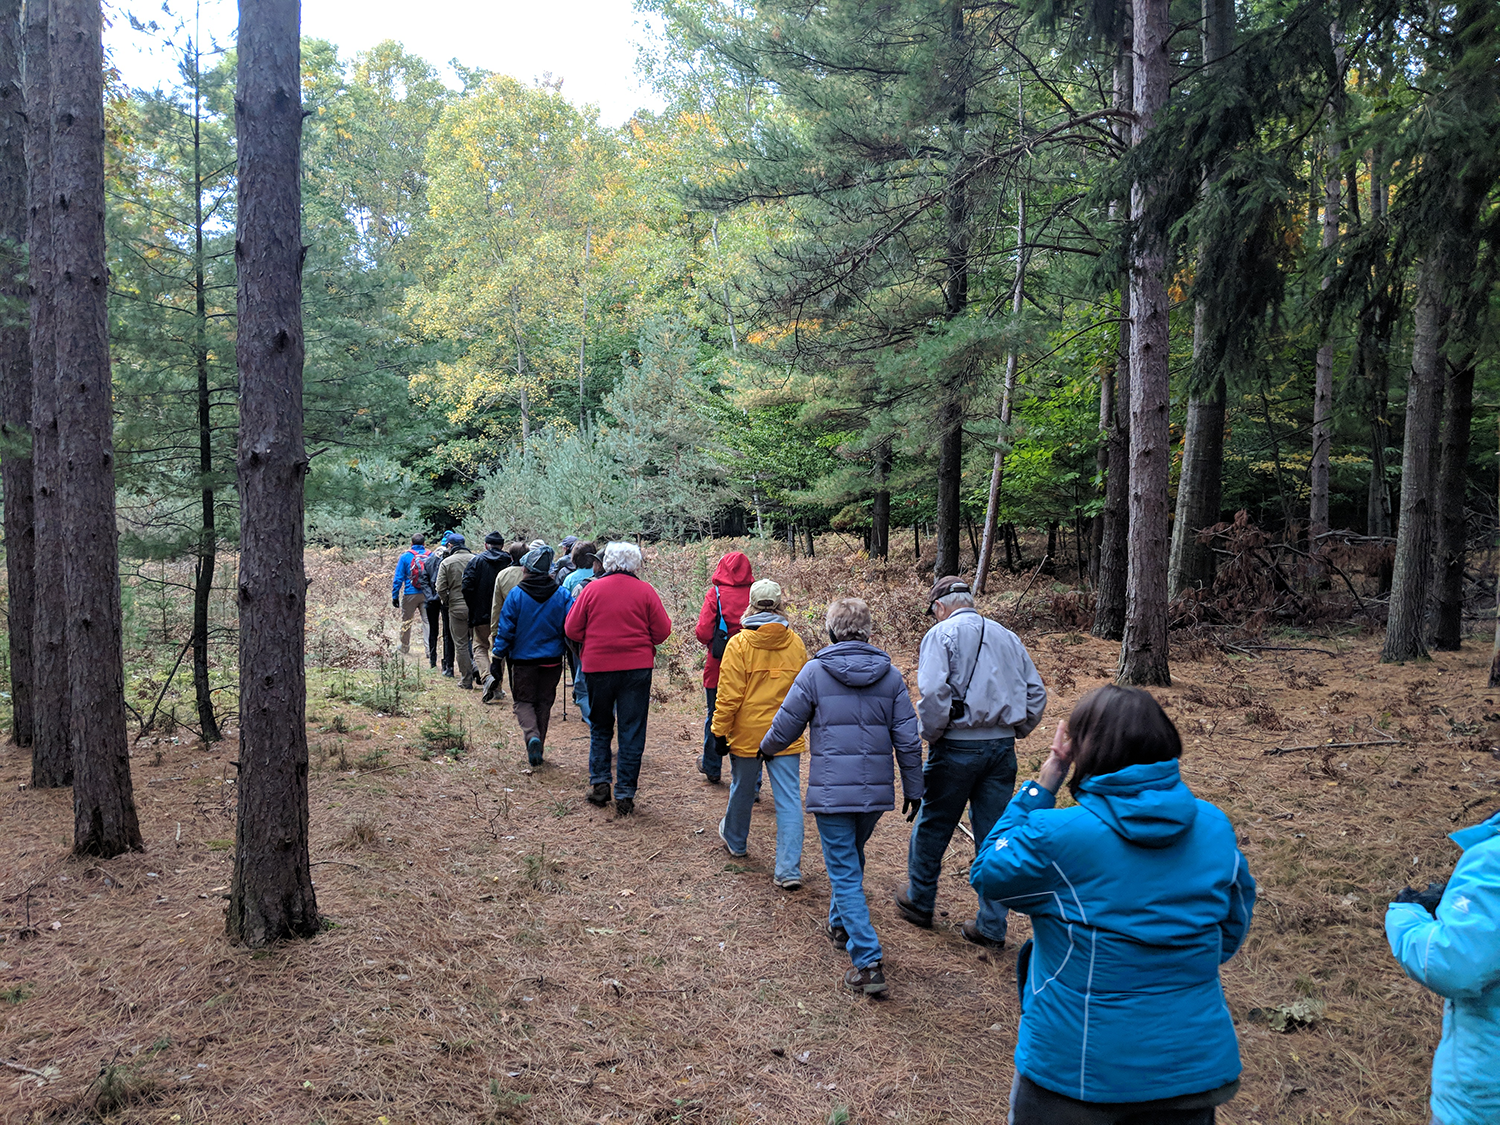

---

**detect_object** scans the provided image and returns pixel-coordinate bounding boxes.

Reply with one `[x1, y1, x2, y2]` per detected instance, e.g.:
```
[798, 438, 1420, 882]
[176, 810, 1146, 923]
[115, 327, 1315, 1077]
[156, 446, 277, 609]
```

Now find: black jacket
[462, 548, 511, 625]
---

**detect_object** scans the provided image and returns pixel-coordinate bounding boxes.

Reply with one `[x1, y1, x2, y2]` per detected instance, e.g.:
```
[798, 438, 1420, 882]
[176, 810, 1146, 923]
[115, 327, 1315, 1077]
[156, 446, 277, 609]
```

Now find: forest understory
[0, 542, 1496, 1125]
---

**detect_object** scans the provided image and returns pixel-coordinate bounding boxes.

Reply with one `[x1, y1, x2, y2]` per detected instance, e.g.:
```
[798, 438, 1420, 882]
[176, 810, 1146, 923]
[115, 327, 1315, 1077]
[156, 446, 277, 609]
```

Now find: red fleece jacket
[693, 551, 754, 689]
[564, 572, 673, 673]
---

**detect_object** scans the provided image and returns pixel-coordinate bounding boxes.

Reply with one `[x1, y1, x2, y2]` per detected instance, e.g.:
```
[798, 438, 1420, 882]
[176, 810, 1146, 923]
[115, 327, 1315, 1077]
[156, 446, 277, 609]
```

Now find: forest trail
[2, 597, 1492, 1122]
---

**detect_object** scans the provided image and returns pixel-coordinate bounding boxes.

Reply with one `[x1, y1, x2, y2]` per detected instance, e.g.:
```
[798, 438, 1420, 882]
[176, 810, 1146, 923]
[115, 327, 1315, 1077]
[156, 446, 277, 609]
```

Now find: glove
[903, 798, 921, 822]
[711, 734, 729, 758]
[391, 595, 400, 608]
[1393, 881, 1447, 916]
[757, 743, 778, 762]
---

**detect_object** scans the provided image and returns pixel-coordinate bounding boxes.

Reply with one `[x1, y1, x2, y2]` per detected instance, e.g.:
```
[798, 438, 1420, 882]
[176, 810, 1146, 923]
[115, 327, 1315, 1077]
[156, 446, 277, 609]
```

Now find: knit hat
[522, 547, 555, 575]
[749, 579, 783, 609]
[484, 531, 505, 546]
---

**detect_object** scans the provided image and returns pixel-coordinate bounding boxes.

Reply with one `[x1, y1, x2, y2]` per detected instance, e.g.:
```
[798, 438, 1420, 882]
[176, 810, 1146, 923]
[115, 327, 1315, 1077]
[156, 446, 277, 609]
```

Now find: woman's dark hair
[1065, 685, 1182, 796]
[573, 540, 599, 568]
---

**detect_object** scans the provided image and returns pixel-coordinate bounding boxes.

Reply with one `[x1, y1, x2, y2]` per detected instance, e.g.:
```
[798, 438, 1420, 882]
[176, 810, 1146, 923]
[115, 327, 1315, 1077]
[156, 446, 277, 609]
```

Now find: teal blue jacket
[970, 760, 1255, 1103]
[1387, 809, 1500, 1125]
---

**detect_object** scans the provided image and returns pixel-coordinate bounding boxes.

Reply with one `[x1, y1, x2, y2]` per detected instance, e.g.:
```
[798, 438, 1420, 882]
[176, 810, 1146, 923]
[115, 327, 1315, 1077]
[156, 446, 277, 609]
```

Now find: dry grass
[1, 541, 1494, 1123]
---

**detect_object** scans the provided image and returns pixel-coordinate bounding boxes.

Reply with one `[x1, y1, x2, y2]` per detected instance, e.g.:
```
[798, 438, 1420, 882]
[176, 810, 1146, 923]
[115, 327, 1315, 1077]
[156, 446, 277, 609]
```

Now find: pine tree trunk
[1363, 299, 1393, 537]
[870, 439, 890, 559]
[227, 0, 318, 946]
[24, 0, 67, 786]
[1117, 0, 1171, 686]
[52, 0, 140, 855]
[1382, 252, 1447, 663]
[1430, 360, 1474, 650]
[1092, 39, 1132, 642]
[1308, 23, 1344, 541]
[0, 0, 33, 748]
[934, 394, 963, 578]
[1167, 0, 1233, 596]
[190, 50, 219, 742]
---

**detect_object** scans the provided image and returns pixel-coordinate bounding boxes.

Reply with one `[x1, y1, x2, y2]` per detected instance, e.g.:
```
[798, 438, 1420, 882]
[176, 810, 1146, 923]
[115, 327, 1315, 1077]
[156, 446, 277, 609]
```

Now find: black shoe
[614, 797, 634, 816]
[429, 657, 437, 669]
[824, 921, 849, 947]
[527, 737, 544, 767]
[844, 962, 888, 997]
[481, 676, 502, 704]
[959, 920, 1005, 950]
[895, 888, 933, 929]
[586, 782, 610, 807]
[442, 668, 454, 678]
[697, 762, 721, 784]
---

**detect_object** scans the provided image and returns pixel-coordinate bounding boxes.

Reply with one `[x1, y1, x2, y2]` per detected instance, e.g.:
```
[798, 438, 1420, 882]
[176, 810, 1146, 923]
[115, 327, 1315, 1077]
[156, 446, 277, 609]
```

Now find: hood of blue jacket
[815, 641, 893, 688]
[1076, 759, 1198, 848]
[1451, 807, 1500, 851]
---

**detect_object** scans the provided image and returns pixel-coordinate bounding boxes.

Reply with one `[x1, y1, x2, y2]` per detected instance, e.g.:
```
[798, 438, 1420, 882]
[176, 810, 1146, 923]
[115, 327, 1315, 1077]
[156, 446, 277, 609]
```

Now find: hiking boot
[586, 782, 611, 807]
[441, 665, 454, 677]
[481, 676, 501, 703]
[895, 888, 933, 929]
[429, 656, 437, 669]
[844, 962, 888, 997]
[697, 761, 722, 784]
[718, 818, 747, 858]
[459, 672, 474, 690]
[527, 737, 544, 767]
[773, 875, 803, 891]
[959, 920, 1005, 950]
[614, 797, 634, 816]
[824, 921, 849, 947]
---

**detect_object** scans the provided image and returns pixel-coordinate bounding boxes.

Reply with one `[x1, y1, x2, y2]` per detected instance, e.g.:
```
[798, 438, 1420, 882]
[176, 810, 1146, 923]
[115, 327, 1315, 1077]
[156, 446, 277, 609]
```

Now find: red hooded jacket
[694, 551, 754, 689]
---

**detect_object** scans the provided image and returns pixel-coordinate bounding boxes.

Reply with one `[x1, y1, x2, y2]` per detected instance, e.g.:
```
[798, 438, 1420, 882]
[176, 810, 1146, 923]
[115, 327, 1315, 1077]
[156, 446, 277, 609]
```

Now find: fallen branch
[3, 1059, 53, 1078]
[1264, 737, 1403, 757]
[310, 859, 363, 869]
[1227, 644, 1343, 656]
[1008, 555, 1050, 623]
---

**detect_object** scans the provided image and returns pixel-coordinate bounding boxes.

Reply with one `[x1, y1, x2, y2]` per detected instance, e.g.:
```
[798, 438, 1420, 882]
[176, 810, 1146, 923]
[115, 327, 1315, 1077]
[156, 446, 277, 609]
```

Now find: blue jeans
[722, 753, 803, 882]
[572, 669, 592, 728]
[698, 687, 721, 780]
[587, 668, 653, 799]
[906, 736, 1017, 942]
[816, 811, 884, 968]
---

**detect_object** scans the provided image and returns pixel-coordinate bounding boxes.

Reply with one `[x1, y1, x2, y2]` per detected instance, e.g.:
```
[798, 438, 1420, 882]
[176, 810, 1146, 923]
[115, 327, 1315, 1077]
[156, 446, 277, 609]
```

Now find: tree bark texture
[1430, 359, 1473, 651]
[1362, 286, 1394, 538]
[227, 0, 318, 946]
[52, 0, 140, 854]
[0, 0, 33, 747]
[1308, 22, 1344, 541]
[1117, 0, 1171, 686]
[1381, 252, 1446, 662]
[190, 49, 219, 741]
[24, 0, 67, 786]
[1092, 40, 1132, 642]
[870, 438, 891, 560]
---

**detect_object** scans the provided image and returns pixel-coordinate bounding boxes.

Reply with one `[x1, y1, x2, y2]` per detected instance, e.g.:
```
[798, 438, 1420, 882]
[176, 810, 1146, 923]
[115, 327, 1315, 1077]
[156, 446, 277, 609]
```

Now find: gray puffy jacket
[760, 641, 924, 815]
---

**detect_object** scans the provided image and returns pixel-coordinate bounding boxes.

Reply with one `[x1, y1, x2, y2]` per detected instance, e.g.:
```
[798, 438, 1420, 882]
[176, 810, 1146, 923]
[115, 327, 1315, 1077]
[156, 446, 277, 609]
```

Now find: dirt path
[2, 628, 1495, 1123]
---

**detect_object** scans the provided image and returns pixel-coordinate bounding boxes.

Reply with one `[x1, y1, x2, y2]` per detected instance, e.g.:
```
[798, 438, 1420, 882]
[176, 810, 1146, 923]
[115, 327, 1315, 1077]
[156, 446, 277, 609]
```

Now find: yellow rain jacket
[711, 614, 808, 757]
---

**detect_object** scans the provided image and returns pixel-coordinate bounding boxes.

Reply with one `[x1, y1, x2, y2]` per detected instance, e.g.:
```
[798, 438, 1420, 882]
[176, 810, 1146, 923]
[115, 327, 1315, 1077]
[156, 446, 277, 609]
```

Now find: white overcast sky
[104, 0, 665, 126]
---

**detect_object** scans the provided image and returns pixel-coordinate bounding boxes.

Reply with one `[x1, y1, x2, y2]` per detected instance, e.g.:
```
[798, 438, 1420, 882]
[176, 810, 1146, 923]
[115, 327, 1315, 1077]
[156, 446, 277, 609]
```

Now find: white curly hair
[600, 541, 643, 575]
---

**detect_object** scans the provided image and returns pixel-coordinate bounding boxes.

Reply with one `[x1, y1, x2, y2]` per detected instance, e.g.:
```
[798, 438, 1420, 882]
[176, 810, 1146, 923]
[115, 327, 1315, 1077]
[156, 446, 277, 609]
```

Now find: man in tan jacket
[435, 535, 476, 688]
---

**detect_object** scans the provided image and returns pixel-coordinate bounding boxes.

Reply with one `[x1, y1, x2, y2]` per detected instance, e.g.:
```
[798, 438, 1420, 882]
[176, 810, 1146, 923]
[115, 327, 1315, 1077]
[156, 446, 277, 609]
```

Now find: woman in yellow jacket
[711, 579, 809, 889]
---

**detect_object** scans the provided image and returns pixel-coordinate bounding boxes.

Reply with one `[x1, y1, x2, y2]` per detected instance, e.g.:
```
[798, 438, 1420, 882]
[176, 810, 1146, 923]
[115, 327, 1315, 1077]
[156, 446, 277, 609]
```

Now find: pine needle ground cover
[0, 544, 1490, 1123]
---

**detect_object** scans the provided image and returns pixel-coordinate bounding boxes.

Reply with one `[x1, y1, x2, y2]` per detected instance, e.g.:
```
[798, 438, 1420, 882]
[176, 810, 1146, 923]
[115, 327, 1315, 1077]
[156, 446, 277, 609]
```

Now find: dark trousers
[906, 736, 1017, 941]
[698, 687, 721, 781]
[1010, 1074, 1230, 1125]
[425, 600, 453, 670]
[510, 661, 562, 747]
[587, 667, 653, 799]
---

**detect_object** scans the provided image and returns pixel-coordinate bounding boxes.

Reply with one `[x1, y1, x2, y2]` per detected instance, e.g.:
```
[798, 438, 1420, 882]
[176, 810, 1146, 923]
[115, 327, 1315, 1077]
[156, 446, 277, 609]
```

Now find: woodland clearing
[0, 543, 1494, 1125]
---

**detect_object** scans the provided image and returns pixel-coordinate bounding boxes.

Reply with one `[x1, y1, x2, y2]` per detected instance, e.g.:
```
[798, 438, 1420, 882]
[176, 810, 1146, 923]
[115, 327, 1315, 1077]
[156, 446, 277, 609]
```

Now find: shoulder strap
[956, 619, 988, 705]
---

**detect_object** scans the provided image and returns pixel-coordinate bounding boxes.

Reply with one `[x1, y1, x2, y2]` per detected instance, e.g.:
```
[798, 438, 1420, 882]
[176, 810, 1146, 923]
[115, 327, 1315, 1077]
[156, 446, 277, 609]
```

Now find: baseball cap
[749, 578, 783, 608]
[926, 575, 971, 614]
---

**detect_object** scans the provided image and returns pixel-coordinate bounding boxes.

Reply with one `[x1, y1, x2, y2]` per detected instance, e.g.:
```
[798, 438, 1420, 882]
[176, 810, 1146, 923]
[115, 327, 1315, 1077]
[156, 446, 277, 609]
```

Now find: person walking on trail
[760, 597, 923, 998]
[564, 541, 672, 816]
[492, 546, 573, 767]
[419, 532, 456, 675]
[971, 686, 1255, 1123]
[560, 541, 599, 726]
[435, 535, 477, 687]
[710, 579, 808, 890]
[694, 550, 754, 785]
[461, 532, 512, 700]
[391, 534, 430, 655]
[550, 535, 580, 582]
[1387, 806, 1500, 1125]
[898, 574, 1046, 949]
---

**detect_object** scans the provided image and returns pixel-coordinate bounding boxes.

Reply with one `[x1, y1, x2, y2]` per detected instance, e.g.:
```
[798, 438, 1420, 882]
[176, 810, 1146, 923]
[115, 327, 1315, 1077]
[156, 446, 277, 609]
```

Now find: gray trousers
[447, 602, 474, 679]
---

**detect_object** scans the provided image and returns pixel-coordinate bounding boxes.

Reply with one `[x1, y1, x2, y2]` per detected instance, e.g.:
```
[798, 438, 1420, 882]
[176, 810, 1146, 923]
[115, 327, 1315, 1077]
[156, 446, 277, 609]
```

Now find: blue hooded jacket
[491, 583, 573, 663]
[970, 759, 1255, 1104]
[392, 545, 428, 599]
[1387, 809, 1500, 1125]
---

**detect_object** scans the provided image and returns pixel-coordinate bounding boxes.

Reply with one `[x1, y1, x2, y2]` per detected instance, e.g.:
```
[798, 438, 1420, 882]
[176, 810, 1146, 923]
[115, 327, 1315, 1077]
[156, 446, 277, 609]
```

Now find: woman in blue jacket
[491, 546, 572, 767]
[1387, 807, 1500, 1125]
[970, 685, 1255, 1124]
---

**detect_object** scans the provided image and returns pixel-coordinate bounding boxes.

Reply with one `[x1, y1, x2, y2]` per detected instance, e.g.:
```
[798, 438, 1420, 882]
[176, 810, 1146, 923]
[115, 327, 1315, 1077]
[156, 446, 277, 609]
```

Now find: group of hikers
[391, 537, 1497, 1125]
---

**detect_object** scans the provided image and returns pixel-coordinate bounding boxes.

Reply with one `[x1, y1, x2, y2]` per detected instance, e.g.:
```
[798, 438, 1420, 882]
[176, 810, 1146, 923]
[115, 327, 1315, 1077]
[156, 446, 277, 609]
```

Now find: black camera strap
[953, 618, 988, 713]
